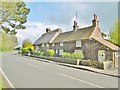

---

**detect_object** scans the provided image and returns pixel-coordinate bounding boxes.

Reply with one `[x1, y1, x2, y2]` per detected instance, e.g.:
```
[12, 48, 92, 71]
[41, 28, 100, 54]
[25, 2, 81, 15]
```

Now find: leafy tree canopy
[22, 39, 33, 48]
[0, 0, 30, 35]
[109, 21, 120, 46]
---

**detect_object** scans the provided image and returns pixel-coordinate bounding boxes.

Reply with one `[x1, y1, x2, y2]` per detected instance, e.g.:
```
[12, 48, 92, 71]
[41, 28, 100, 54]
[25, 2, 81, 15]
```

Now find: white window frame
[59, 50, 64, 55]
[42, 44, 44, 47]
[52, 43, 55, 47]
[60, 42, 63, 46]
[46, 43, 49, 47]
[74, 50, 82, 53]
[56, 49, 58, 54]
[36, 46, 39, 50]
[76, 40, 81, 47]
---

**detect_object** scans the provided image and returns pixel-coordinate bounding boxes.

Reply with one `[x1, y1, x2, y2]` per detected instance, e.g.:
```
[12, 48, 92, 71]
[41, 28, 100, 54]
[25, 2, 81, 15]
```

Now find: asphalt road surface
[0, 52, 118, 88]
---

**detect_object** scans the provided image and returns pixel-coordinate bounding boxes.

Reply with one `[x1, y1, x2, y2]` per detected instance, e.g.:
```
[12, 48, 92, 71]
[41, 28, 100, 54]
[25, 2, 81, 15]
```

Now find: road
[0, 52, 118, 88]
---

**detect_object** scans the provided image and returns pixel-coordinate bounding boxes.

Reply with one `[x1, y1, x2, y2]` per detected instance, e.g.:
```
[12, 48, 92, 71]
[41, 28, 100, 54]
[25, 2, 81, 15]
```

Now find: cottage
[34, 14, 119, 67]
[33, 28, 62, 52]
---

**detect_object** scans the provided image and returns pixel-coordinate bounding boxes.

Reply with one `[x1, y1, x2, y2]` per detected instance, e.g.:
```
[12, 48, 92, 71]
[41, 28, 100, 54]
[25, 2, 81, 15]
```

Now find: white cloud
[16, 16, 89, 46]
[16, 21, 62, 46]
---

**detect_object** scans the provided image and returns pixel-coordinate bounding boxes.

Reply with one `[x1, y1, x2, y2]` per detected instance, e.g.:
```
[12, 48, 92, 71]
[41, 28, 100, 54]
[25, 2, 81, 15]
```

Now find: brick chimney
[92, 14, 99, 27]
[73, 21, 79, 31]
[46, 28, 51, 33]
[56, 28, 62, 32]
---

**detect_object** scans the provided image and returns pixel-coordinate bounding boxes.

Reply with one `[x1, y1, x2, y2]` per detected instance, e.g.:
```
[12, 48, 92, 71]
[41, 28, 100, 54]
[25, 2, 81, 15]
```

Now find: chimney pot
[46, 28, 51, 33]
[73, 21, 79, 31]
[57, 28, 62, 32]
[92, 14, 99, 27]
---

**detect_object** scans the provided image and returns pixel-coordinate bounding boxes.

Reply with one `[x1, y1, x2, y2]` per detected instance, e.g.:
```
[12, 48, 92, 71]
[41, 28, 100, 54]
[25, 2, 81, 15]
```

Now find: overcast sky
[16, 1, 118, 45]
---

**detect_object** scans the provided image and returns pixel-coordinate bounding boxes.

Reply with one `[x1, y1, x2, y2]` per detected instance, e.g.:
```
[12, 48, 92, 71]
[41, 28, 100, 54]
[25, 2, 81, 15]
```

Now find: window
[42, 44, 44, 47]
[56, 49, 58, 54]
[52, 43, 55, 46]
[74, 50, 82, 53]
[46, 43, 49, 47]
[35, 46, 39, 50]
[60, 42, 63, 46]
[76, 40, 81, 47]
[59, 50, 63, 55]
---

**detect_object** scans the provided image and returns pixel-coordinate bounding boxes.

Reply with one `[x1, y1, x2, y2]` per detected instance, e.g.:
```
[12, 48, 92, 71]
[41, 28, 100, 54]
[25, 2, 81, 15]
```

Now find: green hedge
[21, 48, 29, 53]
[62, 52, 84, 60]
[46, 49, 54, 57]
[33, 51, 44, 56]
[71, 52, 84, 60]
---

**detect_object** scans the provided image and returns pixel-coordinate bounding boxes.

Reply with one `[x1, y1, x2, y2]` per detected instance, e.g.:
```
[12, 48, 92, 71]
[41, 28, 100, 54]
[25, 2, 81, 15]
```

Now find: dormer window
[76, 40, 81, 47]
[60, 42, 63, 46]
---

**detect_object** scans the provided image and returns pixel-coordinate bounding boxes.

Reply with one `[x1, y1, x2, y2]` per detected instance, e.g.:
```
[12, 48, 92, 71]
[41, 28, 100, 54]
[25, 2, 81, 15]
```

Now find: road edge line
[0, 68, 14, 88]
[57, 73, 104, 88]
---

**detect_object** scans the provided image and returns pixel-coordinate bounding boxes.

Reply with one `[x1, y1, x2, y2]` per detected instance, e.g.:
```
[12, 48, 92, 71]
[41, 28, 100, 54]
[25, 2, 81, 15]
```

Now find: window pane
[76, 40, 81, 47]
[60, 42, 63, 46]
[42, 44, 44, 47]
[52, 43, 54, 46]
[59, 50, 63, 55]
[46, 44, 49, 47]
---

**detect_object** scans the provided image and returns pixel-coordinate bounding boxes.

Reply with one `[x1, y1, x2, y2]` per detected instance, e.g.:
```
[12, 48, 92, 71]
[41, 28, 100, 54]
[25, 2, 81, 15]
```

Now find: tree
[22, 39, 33, 48]
[109, 21, 120, 46]
[0, 31, 18, 52]
[0, 0, 30, 35]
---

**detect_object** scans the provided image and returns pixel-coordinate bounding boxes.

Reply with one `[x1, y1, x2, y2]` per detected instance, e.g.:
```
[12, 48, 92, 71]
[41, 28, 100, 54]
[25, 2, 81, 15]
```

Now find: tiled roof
[53, 26, 95, 43]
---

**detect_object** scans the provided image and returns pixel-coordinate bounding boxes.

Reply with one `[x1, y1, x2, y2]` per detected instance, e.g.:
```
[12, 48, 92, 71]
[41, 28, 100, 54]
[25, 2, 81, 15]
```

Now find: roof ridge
[59, 25, 94, 35]
[77, 25, 94, 30]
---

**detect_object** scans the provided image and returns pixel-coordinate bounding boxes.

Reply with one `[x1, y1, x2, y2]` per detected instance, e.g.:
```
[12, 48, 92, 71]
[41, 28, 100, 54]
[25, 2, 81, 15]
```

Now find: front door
[98, 50, 105, 62]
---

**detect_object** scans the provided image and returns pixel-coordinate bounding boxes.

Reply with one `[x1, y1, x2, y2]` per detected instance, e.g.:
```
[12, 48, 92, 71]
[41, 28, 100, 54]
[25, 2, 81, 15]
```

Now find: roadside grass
[0, 79, 3, 89]
[0, 47, 13, 52]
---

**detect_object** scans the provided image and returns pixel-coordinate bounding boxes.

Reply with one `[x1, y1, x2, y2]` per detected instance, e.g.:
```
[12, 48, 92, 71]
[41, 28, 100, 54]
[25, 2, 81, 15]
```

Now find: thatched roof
[33, 28, 62, 45]
[53, 26, 95, 43]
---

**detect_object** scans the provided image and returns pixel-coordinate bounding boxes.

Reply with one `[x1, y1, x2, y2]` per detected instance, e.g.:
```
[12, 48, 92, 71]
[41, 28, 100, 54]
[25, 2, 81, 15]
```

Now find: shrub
[21, 46, 34, 53]
[62, 52, 71, 58]
[62, 52, 84, 60]
[89, 60, 99, 68]
[71, 52, 84, 60]
[46, 49, 54, 57]
[21, 48, 29, 53]
[33, 51, 44, 56]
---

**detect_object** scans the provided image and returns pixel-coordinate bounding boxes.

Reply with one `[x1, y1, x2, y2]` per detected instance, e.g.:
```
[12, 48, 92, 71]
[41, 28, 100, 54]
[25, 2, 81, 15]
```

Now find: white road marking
[0, 68, 14, 88]
[57, 73, 104, 88]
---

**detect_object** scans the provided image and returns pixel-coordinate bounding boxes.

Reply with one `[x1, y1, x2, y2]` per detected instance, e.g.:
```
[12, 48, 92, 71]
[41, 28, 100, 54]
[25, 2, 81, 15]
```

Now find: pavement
[58, 63, 119, 77]
[1, 52, 119, 88]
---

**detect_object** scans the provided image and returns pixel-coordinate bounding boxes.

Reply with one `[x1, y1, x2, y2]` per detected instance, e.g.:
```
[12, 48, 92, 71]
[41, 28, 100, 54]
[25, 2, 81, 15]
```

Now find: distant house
[34, 14, 119, 67]
[33, 28, 62, 52]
